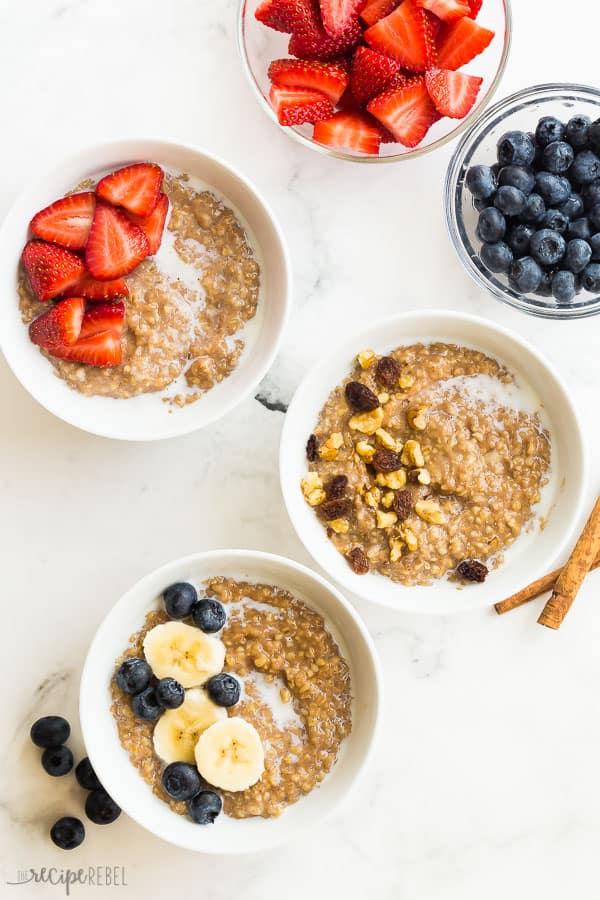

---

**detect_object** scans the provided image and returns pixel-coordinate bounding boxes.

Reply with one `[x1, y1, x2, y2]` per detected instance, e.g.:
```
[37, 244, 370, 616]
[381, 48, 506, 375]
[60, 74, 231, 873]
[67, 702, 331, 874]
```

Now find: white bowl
[79, 550, 382, 854]
[0, 139, 291, 441]
[280, 310, 587, 614]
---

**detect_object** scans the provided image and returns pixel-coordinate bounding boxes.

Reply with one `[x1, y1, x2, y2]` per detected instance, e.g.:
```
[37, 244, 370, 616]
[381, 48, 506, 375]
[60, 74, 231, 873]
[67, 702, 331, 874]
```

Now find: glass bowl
[445, 83, 600, 319]
[238, 0, 511, 163]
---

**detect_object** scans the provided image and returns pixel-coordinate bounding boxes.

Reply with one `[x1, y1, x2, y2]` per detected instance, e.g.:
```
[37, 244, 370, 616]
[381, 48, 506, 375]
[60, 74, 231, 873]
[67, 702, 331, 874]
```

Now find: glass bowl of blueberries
[445, 83, 600, 318]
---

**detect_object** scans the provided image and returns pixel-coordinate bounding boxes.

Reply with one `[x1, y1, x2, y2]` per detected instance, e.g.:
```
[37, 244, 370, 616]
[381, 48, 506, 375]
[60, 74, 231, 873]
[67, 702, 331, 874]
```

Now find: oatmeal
[303, 343, 552, 586]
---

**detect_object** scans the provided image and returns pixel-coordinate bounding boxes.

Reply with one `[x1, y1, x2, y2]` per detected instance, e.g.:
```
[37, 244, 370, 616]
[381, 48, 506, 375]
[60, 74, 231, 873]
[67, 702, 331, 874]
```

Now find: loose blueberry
[476, 206, 506, 243]
[535, 116, 565, 148]
[480, 241, 513, 273]
[50, 817, 85, 850]
[552, 270, 577, 303]
[188, 790, 222, 825]
[42, 745, 74, 777]
[75, 757, 103, 791]
[497, 165, 535, 195]
[588, 203, 600, 231]
[163, 582, 198, 620]
[509, 257, 543, 293]
[116, 658, 152, 695]
[582, 263, 600, 292]
[494, 185, 526, 217]
[571, 150, 600, 185]
[155, 677, 185, 710]
[529, 229, 566, 266]
[541, 141, 574, 174]
[206, 673, 241, 708]
[567, 217, 592, 241]
[191, 598, 227, 633]
[465, 164, 497, 200]
[558, 193, 584, 219]
[85, 789, 121, 825]
[30, 716, 70, 749]
[588, 118, 600, 154]
[520, 192, 546, 224]
[589, 233, 600, 260]
[566, 115, 591, 150]
[474, 196, 494, 211]
[564, 238, 592, 273]
[132, 687, 162, 722]
[583, 180, 600, 209]
[162, 762, 203, 801]
[541, 209, 568, 234]
[535, 172, 571, 206]
[535, 268, 556, 297]
[497, 131, 536, 167]
[507, 224, 534, 258]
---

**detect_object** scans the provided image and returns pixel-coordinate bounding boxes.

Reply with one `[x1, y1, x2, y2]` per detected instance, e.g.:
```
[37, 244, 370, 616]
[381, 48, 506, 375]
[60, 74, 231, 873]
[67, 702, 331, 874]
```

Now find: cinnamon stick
[495, 553, 600, 614]
[538, 496, 600, 630]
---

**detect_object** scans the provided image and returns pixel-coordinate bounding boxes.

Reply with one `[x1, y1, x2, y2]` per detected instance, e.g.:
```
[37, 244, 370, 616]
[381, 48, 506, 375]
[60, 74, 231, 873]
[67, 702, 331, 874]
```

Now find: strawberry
[350, 46, 405, 106]
[268, 58, 349, 104]
[128, 193, 169, 256]
[436, 16, 494, 70]
[364, 0, 436, 72]
[79, 300, 125, 339]
[73, 274, 129, 301]
[360, 0, 399, 26]
[425, 67, 482, 118]
[50, 330, 122, 368]
[467, 0, 482, 17]
[416, 0, 470, 21]
[255, 0, 298, 30]
[29, 297, 85, 349]
[288, 0, 362, 60]
[85, 202, 150, 280]
[319, 0, 367, 37]
[96, 163, 163, 217]
[30, 192, 96, 251]
[269, 85, 334, 125]
[22, 241, 85, 302]
[367, 77, 439, 147]
[314, 110, 383, 153]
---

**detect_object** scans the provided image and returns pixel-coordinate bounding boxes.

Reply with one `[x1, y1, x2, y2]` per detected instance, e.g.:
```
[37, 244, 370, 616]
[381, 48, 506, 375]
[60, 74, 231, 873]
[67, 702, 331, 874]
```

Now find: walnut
[347, 547, 370, 574]
[364, 487, 381, 508]
[356, 441, 375, 462]
[376, 509, 398, 529]
[329, 517, 349, 534]
[401, 439, 425, 468]
[301, 472, 326, 506]
[398, 372, 415, 389]
[381, 491, 395, 509]
[415, 499, 444, 524]
[375, 469, 407, 490]
[349, 406, 384, 435]
[407, 406, 427, 430]
[345, 381, 380, 412]
[415, 467, 431, 485]
[357, 350, 376, 370]
[389, 538, 404, 563]
[375, 428, 399, 450]
[318, 432, 344, 461]
[400, 526, 418, 551]
[377, 392, 390, 405]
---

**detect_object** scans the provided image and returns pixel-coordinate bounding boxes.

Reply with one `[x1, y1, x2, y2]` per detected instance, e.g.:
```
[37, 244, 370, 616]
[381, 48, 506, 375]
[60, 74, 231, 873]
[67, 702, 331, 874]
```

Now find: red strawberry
[73, 274, 129, 301]
[288, 0, 362, 60]
[50, 330, 122, 368]
[268, 58, 349, 104]
[255, 0, 298, 30]
[436, 16, 494, 69]
[467, 0, 482, 17]
[128, 193, 169, 256]
[29, 297, 85, 349]
[22, 241, 85, 302]
[30, 192, 96, 251]
[425, 67, 482, 118]
[416, 0, 470, 21]
[360, 0, 399, 26]
[269, 85, 334, 125]
[319, 0, 367, 37]
[85, 203, 150, 280]
[364, 0, 436, 72]
[96, 163, 163, 217]
[367, 77, 439, 147]
[313, 110, 383, 153]
[350, 46, 405, 106]
[79, 300, 125, 339]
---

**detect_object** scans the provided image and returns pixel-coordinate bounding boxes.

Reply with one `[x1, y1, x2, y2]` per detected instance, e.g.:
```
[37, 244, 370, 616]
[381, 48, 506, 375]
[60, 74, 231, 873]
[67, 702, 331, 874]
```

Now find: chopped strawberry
[30, 192, 96, 251]
[85, 203, 150, 280]
[337, 82, 363, 109]
[269, 84, 334, 125]
[319, 0, 367, 37]
[50, 330, 122, 368]
[360, 0, 399, 26]
[364, 0, 436, 72]
[313, 110, 383, 153]
[367, 77, 439, 147]
[350, 46, 405, 105]
[288, 0, 362, 60]
[436, 16, 494, 69]
[425, 66, 482, 118]
[96, 163, 163, 217]
[73, 274, 129, 301]
[29, 297, 85, 349]
[467, 0, 482, 17]
[22, 241, 85, 302]
[79, 301, 125, 339]
[128, 193, 169, 256]
[255, 0, 298, 30]
[268, 58, 349, 104]
[416, 0, 470, 21]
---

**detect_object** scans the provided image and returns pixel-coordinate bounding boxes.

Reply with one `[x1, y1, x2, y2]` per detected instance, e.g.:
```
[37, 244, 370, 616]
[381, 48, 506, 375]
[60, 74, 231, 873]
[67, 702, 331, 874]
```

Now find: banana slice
[153, 688, 227, 764]
[143, 622, 225, 688]
[194, 717, 264, 792]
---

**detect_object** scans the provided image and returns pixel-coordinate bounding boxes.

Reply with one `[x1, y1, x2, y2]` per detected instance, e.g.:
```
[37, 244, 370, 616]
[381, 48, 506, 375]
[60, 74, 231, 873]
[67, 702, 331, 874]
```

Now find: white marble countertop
[2, 1, 600, 897]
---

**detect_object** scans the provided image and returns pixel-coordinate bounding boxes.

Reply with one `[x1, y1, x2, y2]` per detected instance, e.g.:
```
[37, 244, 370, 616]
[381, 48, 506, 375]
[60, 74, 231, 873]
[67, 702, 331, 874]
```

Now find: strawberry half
[255, 0, 298, 31]
[367, 77, 439, 147]
[29, 297, 85, 349]
[128, 193, 169, 256]
[96, 163, 163, 217]
[364, 0, 436, 72]
[319, 0, 367, 37]
[360, 0, 399, 26]
[79, 300, 125, 339]
[350, 46, 405, 106]
[85, 202, 150, 280]
[268, 58, 349, 104]
[313, 110, 383, 154]
[425, 67, 482, 118]
[269, 85, 334, 125]
[467, 0, 482, 17]
[30, 192, 96, 251]
[416, 0, 470, 21]
[50, 330, 122, 368]
[22, 241, 86, 302]
[436, 16, 494, 70]
[73, 274, 129, 301]
[288, 0, 362, 60]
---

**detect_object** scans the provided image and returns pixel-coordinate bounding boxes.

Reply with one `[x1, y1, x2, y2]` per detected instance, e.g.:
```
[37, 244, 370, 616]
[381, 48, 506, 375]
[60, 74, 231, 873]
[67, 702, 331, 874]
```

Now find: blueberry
[509, 257, 543, 293]
[206, 673, 241, 707]
[558, 193, 584, 219]
[465, 164, 497, 200]
[535, 116, 565, 148]
[582, 263, 600, 292]
[30, 716, 70, 748]
[552, 270, 577, 303]
[507, 224, 534, 258]
[566, 115, 591, 150]
[188, 790, 222, 825]
[590, 233, 600, 260]
[588, 118, 600, 154]
[588, 203, 600, 231]
[497, 131, 536, 167]
[564, 238, 592, 273]
[75, 757, 102, 791]
[162, 762, 202, 801]
[541, 209, 568, 234]
[480, 241, 513, 273]
[535, 172, 571, 206]
[116, 658, 152, 695]
[42, 745, 74, 777]
[583, 180, 600, 209]
[520, 192, 546, 224]
[476, 206, 506, 243]
[131, 686, 162, 722]
[50, 817, 85, 850]
[529, 229, 566, 266]
[163, 582, 198, 619]
[474, 196, 494, 211]
[85, 789, 121, 825]
[191, 598, 226, 633]
[541, 141, 574, 175]
[571, 150, 600, 185]
[535, 268, 556, 297]
[494, 185, 526, 217]
[497, 165, 535, 195]
[155, 677, 185, 710]
[567, 217, 592, 241]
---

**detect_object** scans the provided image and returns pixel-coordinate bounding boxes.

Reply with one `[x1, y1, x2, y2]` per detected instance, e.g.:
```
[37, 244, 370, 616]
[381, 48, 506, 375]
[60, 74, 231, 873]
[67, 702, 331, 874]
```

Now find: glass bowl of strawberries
[238, 0, 511, 161]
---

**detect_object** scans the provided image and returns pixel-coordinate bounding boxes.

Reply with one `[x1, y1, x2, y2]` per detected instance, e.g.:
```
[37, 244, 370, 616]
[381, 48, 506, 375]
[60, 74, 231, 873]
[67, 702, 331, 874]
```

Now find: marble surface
[2, 0, 600, 897]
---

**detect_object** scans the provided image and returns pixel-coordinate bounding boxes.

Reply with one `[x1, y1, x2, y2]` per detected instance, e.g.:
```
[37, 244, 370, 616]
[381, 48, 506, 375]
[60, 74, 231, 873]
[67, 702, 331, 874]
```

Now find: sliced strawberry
[29, 297, 85, 349]
[268, 58, 349, 104]
[425, 67, 482, 118]
[30, 192, 96, 251]
[350, 46, 405, 106]
[85, 203, 150, 280]
[128, 193, 169, 256]
[416, 0, 470, 21]
[436, 16, 494, 69]
[364, 0, 436, 72]
[73, 273, 129, 301]
[22, 241, 85, 302]
[288, 0, 362, 60]
[467, 0, 482, 17]
[79, 301, 125, 339]
[360, 0, 399, 26]
[96, 163, 163, 217]
[50, 330, 122, 368]
[319, 0, 366, 37]
[367, 77, 439, 147]
[269, 85, 334, 125]
[255, 0, 298, 30]
[337, 82, 363, 109]
[313, 110, 383, 153]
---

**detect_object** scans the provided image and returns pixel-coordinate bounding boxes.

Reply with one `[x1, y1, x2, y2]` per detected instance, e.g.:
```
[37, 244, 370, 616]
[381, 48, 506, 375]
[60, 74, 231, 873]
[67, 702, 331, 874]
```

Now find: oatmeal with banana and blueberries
[18, 162, 260, 407]
[110, 578, 352, 824]
[302, 342, 552, 586]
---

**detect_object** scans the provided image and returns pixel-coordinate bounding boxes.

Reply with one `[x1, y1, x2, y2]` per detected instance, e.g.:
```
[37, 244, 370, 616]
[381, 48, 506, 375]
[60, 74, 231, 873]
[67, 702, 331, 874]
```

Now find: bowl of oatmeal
[0, 139, 290, 440]
[280, 310, 586, 613]
[80, 550, 381, 853]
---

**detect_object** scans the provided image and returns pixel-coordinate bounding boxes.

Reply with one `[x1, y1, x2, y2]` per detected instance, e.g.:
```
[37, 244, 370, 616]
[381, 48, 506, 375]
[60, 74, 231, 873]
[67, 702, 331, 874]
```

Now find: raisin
[318, 498, 352, 521]
[457, 559, 488, 583]
[306, 434, 318, 462]
[345, 381, 380, 412]
[375, 356, 400, 388]
[347, 547, 370, 575]
[372, 449, 402, 472]
[325, 475, 348, 500]
[393, 489, 413, 519]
